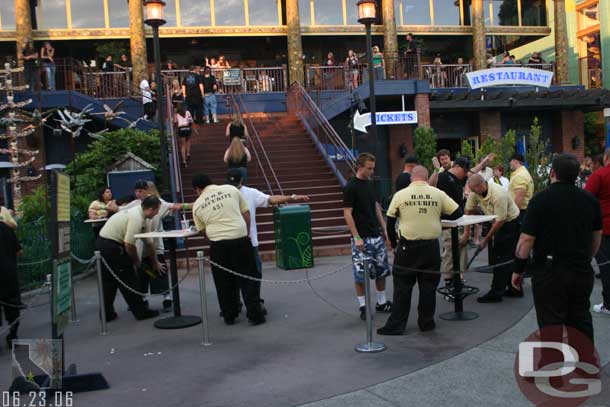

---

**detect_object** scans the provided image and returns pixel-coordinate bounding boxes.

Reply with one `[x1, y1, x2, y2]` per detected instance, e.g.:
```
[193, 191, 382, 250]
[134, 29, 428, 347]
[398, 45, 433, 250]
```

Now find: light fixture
[144, 0, 166, 27]
[357, 0, 377, 26]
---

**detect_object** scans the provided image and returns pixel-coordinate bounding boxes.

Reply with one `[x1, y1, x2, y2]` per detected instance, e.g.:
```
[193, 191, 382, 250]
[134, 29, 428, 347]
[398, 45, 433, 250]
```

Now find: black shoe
[106, 311, 118, 322]
[504, 287, 524, 298]
[224, 317, 236, 325]
[248, 314, 266, 325]
[162, 300, 172, 313]
[418, 321, 436, 332]
[377, 326, 404, 336]
[375, 301, 393, 313]
[477, 291, 503, 303]
[133, 309, 160, 320]
[359, 306, 366, 321]
[260, 300, 267, 316]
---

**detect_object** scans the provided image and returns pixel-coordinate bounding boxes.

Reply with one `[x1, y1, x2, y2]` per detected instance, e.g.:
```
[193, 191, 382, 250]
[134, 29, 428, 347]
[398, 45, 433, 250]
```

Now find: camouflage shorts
[351, 236, 391, 283]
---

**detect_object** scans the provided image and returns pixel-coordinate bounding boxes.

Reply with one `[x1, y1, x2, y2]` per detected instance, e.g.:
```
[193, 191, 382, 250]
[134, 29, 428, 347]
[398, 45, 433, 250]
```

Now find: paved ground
[1, 251, 609, 407]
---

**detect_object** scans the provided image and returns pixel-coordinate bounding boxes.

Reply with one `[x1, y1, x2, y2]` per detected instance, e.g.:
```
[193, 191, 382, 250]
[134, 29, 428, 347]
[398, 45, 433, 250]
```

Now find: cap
[453, 156, 471, 171]
[510, 153, 525, 163]
[133, 179, 148, 190]
[404, 154, 419, 165]
[227, 168, 242, 186]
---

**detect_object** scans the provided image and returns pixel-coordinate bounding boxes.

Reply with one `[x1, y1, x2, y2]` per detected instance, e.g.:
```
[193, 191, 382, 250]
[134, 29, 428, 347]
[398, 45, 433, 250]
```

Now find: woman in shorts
[174, 103, 194, 167]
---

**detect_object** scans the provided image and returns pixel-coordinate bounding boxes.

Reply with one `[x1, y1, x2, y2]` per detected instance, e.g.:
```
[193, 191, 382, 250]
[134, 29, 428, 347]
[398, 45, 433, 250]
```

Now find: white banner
[466, 67, 554, 89]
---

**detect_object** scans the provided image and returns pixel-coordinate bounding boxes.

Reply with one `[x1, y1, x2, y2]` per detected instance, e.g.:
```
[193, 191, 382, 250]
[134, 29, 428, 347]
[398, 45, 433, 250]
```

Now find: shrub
[413, 127, 438, 173]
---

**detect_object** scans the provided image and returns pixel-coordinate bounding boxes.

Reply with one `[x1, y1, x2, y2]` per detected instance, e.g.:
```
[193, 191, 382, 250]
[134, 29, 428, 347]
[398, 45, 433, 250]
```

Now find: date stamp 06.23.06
[2, 391, 73, 407]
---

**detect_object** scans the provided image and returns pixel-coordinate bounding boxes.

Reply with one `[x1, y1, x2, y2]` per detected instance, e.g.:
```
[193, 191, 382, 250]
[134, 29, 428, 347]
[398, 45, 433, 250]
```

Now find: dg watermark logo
[514, 326, 604, 407]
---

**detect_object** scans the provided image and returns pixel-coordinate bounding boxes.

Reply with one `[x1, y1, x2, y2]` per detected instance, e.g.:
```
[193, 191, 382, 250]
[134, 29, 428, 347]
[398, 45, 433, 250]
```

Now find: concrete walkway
[1, 252, 608, 407]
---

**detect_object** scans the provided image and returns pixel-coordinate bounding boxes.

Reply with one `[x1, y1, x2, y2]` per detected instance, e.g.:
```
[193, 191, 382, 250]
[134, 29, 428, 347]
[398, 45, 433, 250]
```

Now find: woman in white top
[488, 165, 510, 190]
[174, 103, 194, 167]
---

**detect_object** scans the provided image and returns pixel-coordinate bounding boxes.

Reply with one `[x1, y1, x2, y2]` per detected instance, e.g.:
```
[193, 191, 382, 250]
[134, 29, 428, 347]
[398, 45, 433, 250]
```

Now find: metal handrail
[287, 81, 356, 185]
[165, 81, 184, 203]
[234, 93, 284, 195]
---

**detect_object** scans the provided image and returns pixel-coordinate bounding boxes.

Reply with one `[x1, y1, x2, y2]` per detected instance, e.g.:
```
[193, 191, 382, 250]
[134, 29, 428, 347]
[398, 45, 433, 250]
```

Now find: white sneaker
[592, 303, 610, 315]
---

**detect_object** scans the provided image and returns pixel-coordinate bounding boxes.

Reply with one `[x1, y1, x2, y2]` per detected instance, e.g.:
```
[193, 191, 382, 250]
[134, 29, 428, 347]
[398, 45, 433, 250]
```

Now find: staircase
[179, 114, 351, 259]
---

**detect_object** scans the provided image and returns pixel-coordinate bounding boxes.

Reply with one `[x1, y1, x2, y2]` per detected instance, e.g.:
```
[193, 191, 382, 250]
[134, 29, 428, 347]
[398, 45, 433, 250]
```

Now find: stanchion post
[95, 251, 107, 336]
[70, 274, 78, 323]
[197, 251, 212, 346]
[355, 256, 386, 353]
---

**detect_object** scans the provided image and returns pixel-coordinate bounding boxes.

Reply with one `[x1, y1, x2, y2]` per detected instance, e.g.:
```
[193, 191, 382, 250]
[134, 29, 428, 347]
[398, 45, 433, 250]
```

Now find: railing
[160, 67, 287, 94]
[83, 71, 131, 99]
[422, 64, 471, 88]
[234, 93, 284, 195]
[587, 69, 603, 89]
[287, 81, 356, 187]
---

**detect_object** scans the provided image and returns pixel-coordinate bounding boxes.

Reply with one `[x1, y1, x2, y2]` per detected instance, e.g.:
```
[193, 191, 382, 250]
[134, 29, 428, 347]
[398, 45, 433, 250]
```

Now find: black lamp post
[357, 0, 378, 158]
[144, 0, 169, 191]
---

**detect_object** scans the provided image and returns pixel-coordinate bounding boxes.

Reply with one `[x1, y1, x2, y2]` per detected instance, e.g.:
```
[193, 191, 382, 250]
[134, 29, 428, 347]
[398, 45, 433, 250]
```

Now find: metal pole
[197, 251, 212, 346]
[70, 273, 78, 323]
[365, 23, 378, 160]
[95, 251, 107, 335]
[153, 25, 169, 192]
[355, 257, 386, 353]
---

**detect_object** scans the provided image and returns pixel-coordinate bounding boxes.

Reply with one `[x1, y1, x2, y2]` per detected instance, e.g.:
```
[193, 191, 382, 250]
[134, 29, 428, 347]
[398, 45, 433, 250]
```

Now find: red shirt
[585, 165, 610, 235]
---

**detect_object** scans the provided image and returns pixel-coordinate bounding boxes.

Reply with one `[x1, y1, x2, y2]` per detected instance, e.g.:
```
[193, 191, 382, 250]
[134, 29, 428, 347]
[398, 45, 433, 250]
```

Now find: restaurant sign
[466, 67, 554, 89]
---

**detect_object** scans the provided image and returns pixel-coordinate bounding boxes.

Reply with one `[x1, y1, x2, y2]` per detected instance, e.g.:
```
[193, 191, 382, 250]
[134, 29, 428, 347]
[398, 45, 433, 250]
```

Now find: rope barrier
[16, 258, 52, 267]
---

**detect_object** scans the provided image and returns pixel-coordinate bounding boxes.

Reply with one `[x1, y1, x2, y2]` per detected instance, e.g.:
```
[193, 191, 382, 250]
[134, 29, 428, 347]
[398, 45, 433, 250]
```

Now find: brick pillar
[286, 0, 304, 85]
[388, 125, 414, 184]
[554, 0, 570, 84]
[129, 0, 149, 86]
[415, 94, 430, 128]
[472, 0, 486, 71]
[553, 110, 585, 160]
[15, 0, 33, 65]
[479, 111, 502, 141]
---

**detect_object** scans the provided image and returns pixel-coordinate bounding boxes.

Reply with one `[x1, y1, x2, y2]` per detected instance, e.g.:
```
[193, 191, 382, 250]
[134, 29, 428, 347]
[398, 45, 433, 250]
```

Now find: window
[492, 0, 518, 26]
[0, 0, 15, 30]
[107, 0, 130, 28]
[520, 0, 546, 26]
[299, 0, 311, 25]
[397, 0, 431, 25]
[577, 3, 599, 31]
[433, 0, 461, 25]
[249, 0, 279, 26]
[314, 0, 343, 25]
[346, 0, 361, 25]
[37, 0, 68, 29]
[71, 0, 105, 28]
[164, 0, 177, 26]
[215, 0, 245, 26]
[180, 0, 212, 26]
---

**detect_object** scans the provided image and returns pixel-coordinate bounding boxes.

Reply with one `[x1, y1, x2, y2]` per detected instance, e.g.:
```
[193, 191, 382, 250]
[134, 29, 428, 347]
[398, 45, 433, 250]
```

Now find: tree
[459, 139, 474, 160]
[527, 117, 550, 192]
[413, 127, 438, 173]
[501, 129, 517, 172]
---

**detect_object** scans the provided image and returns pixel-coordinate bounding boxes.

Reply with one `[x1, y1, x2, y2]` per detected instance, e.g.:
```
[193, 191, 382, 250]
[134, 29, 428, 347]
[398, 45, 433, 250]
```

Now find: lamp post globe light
[357, 0, 379, 162]
[144, 0, 170, 192]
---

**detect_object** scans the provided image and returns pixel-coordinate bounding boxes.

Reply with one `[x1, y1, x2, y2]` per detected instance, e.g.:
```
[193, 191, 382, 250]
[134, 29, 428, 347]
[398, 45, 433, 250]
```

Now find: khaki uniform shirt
[193, 185, 249, 242]
[466, 182, 520, 222]
[99, 205, 150, 246]
[509, 165, 534, 210]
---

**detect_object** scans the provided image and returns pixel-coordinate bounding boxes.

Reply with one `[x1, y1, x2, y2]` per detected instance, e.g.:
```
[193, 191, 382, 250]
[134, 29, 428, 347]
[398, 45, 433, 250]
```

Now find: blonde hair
[171, 79, 180, 92]
[227, 137, 247, 163]
[231, 112, 245, 127]
[146, 181, 161, 198]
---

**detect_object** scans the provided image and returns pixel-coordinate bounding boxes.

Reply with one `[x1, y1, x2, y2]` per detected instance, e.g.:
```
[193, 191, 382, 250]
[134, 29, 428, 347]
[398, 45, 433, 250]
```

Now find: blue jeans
[374, 66, 385, 81]
[203, 94, 217, 118]
[44, 64, 56, 90]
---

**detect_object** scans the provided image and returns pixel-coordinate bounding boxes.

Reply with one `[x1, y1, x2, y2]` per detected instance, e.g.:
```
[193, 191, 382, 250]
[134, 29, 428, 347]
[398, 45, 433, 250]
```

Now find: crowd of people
[344, 147, 609, 345]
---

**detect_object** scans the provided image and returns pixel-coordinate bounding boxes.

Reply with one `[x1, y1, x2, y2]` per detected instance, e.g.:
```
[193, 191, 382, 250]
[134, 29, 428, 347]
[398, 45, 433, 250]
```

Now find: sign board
[353, 111, 418, 133]
[56, 172, 70, 222]
[222, 69, 242, 86]
[53, 260, 72, 336]
[466, 67, 554, 89]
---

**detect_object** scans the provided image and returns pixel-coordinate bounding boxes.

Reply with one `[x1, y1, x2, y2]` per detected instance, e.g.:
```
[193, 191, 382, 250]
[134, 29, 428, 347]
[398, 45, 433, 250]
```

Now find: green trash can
[274, 205, 314, 270]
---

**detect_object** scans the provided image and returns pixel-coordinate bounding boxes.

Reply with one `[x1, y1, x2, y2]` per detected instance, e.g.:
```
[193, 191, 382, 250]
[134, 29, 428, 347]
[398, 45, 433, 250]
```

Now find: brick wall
[552, 110, 585, 161]
[388, 125, 414, 183]
[479, 111, 502, 141]
[415, 93, 430, 128]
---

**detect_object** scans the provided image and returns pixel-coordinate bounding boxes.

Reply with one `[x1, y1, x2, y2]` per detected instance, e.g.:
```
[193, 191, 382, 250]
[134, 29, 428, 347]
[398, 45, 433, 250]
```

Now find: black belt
[98, 237, 123, 247]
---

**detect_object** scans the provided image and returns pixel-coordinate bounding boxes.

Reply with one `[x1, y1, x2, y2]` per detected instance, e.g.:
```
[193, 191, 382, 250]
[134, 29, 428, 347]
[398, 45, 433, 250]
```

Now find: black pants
[139, 254, 169, 295]
[532, 261, 595, 344]
[185, 99, 203, 124]
[383, 239, 441, 331]
[96, 237, 148, 317]
[0, 265, 21, 338]
[596, 235, 610, 308]
[143, 102, 156, 119]
[489, 219, 520, 296]
[209, 237, 262, 320]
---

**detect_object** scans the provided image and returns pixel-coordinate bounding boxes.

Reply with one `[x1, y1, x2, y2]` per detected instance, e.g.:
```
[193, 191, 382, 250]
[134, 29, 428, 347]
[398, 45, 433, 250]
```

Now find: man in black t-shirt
[343, 153, 393, 320]
[182, 66, 204, 124]
[513, 154, 603, 343]
[395, 154, 418, 191]
[202, 66, 218, 124]
[0, 222, 22, 348]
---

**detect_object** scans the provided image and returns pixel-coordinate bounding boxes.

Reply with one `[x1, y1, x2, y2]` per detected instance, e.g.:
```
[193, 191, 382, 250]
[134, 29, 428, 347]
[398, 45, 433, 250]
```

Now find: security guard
[0, 221, 22, 348]
[463, 174, 521, 303]
[512, 154, 602, 343]
[96, 196, 162, 321]
[377, 166, 462, 335]
[508, 153, 534, 223]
